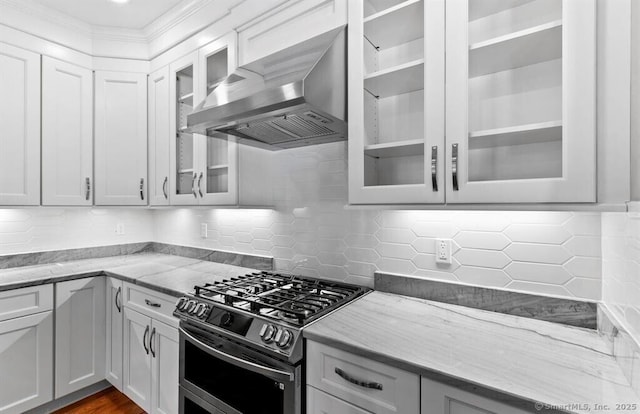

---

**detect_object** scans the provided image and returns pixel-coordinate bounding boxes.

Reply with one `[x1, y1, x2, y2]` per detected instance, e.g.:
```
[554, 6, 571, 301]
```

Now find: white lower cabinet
[307, 386, 372, 414]
[123, 305, 179, 414]
[306, 340, 420, 414]
[55, 277, 106, 398]
[106, 277, 124, 391]
[421, 377, 530, 414]
[0, 285, 54, 414]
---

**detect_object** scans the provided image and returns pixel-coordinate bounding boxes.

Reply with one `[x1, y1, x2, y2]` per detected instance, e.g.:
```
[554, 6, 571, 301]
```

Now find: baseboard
[24, 380, 111, 414]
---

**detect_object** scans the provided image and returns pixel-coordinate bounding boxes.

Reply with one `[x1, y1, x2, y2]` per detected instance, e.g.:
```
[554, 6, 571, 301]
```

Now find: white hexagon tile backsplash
[153, 141, 604, 301]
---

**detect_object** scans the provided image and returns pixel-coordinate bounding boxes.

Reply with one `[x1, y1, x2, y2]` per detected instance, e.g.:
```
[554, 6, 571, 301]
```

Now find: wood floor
[53, 387, 145, 414]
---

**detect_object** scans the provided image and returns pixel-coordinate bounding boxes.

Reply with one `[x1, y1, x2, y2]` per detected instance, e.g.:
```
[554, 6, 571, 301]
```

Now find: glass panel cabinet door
[445, 0, 596, 203]
[196, 32, 239, 205]
[169, 52, 199, 205]
[348, 0, 445, 205]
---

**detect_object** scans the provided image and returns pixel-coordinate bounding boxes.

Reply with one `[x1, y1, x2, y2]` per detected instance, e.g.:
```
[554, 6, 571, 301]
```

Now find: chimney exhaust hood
[187, 27, 347, 150]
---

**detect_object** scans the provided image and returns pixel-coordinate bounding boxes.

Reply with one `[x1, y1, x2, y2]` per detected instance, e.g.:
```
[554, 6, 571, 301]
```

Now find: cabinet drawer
[123, 283, 178, 327]
[0, 284, 53, 322]
[307, 386, 372, 414]
[306, 340, 419, 414]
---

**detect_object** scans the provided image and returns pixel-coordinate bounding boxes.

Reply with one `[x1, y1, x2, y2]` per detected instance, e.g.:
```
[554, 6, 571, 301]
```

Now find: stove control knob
[185, 300, 197, 313]
[221, 312, 234, 327]
[197, 304, 209, 319]
[176, 297, 188, 311]
[260, 324, 277, 343]
[276, 329, 293, 349]
[193, 303, 205, 316]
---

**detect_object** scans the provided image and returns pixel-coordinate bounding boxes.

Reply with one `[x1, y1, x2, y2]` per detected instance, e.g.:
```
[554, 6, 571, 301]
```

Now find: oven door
[179, 323, 301, 414]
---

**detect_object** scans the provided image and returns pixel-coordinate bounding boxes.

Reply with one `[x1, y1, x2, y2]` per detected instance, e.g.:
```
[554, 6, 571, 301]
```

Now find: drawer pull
[145, 299, 161, 308]
[334, 367, 383, 391]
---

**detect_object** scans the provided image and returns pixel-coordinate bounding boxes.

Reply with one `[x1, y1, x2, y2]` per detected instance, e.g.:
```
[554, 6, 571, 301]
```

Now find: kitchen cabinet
[169, 32, 273, 206]
[421, 377, 530, 414]
[123, 307, 179, 414]
[348, 0, 445, 204]
[238, 0, 348, 65]
[148, 67, 171, 206]
[306, 340, 420, 414]
[55, 277, 106, 398]
[94, 71, 148, 206]
[41, 57, 93, 206]
[0, 285, 53, 414]
[122, 283, 179, 414]
[106, 277, 124, 391]
[0, 43, 40, 206]
[349, 0, 597, 205]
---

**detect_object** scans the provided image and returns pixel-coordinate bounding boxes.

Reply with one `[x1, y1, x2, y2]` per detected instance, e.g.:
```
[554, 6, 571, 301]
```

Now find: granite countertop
[0, 252, 258, 297]
[304, 291, 640, 414]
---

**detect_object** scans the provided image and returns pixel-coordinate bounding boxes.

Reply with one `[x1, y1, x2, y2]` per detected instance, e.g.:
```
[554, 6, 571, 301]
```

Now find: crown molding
[144, 0, 214, 42]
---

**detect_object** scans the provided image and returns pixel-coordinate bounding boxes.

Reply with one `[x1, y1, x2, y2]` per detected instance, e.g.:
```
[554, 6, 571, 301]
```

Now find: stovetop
[174, 271, 369, 363]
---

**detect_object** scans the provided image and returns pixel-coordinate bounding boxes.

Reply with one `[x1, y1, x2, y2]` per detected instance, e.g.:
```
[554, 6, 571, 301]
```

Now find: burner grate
[193, 271, 367, 325]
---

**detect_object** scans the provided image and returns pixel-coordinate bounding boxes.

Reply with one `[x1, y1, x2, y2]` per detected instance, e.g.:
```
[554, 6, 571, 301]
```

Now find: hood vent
[187, 27, 347, 150]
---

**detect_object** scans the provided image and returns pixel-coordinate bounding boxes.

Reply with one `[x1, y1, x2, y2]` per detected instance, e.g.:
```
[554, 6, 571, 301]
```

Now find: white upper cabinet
[94, 71, 148, 206]
[348, 0, 446, 204]
[445, 0, 596, 203]
[42, 57, 93, 206]
[0, 43, 40, 206]
[148, 67, 171, 206]
[238, 0, 348, 65]
[55, 277, 107, 399]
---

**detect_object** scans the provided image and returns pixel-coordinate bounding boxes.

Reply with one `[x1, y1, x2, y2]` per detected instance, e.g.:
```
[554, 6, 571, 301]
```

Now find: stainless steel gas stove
[174, 271, 369, 414]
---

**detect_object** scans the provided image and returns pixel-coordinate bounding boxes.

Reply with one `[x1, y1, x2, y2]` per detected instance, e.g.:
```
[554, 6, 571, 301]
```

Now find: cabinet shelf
[469, 0, 536, 21]
[364, 139, 424, 158]
[207, 164, 228, 170]
[178, 168, 194, 174]
[364, 59, 424, 98]
[364, 0, 423, 49]
[179, 92, 193, 105]
[469, 121, 562, 149]
[469, 20, 562, 78]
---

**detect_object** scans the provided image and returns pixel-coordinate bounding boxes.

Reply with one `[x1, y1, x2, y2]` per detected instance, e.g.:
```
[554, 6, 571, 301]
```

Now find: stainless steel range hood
[187, 27, 347, 150]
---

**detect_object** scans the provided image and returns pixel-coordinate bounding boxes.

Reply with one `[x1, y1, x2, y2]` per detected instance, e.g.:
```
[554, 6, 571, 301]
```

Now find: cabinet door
[307, 386, 372, 414]
[197, 32, 239, 205]
[0, 43, 40, 206]
[0, 312, 53, 414]
[149, 67, 171, 206]
[150, 319, 179, 414]
[238, 0, 347, 65]
[55, 277, 106, 398]
[169, 52, 200, 205]
[421, 377, 531, 414]
[348, 0, 446, 204]
[123, 307, 152, 413]
[445, 0, 596, 203]
[94, 71, 148, 205]
[106, 277, 124, 391]
[42, 57, 93, 206]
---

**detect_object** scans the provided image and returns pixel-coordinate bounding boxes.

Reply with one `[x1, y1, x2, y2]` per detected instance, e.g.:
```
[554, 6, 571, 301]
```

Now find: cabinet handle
[431, 146, 438, 192]
[150, 327, 156, 358]
[145, 299, 161, 308]
[451, 143, 459, 191]
[85, 177, 91, 201]
[191, 173, 198, 198]
[140, 178, 145, 200]
[334, 367, 383, 390]
[197, 172, 203, 198]
[115, 286, 122, 313]
[162, 177, 168, 199]
[143, 325, 150, 355]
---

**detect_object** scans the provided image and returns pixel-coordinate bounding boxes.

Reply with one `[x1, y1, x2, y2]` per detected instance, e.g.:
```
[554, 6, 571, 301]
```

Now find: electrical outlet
[200, 223, 208, 238]
[435, 239, 451, 264]
[116, 223, 125, 235]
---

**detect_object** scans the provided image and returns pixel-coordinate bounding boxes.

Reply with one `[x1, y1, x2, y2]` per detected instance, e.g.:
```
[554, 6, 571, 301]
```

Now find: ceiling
[31, 0, 185, 29]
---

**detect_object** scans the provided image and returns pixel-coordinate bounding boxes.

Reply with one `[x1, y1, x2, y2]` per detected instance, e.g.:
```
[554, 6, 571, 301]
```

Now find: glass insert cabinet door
[445, 0, 596, 203]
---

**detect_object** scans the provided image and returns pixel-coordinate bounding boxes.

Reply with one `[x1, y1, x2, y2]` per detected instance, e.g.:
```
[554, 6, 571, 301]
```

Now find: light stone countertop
[304, 291, 640, 414]
[0, 252, 258, 297]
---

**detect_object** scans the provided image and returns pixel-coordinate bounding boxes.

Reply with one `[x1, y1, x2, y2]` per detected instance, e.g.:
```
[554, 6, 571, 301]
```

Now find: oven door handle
[180, 327, 294, 383]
